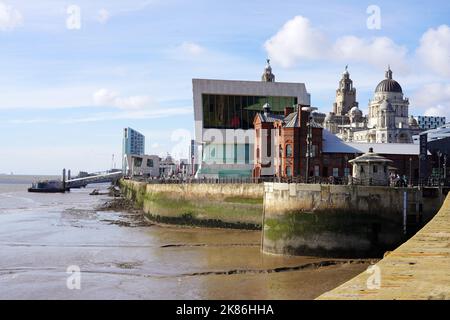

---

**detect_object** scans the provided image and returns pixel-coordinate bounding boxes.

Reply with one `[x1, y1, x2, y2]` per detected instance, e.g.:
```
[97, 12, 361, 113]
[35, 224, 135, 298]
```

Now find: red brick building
[253, 104, 423, 181]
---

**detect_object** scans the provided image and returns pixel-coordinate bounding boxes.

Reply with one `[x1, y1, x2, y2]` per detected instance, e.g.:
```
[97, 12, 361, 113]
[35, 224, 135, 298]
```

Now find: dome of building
[375, 66, 403, 93]
[379, 99, 393, 112]
[349, 106, 363, 117]
[409, 115, 418, 127]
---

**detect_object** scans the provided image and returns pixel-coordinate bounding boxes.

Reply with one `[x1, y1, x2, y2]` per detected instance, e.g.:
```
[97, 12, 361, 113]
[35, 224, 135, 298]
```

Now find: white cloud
[424, 105, 448, 118]
[97, 8, 110, 24]
[264, 15, 408, 72]
[93, 88, 153, 110]
[8, 106, 193, 125]
[417, 25, 450, 77]
[413, 83, 450, 118]
[64, 107, 192, 123]
[0, 1, 23, 31]
[178, 41, 206, 56]
[264, 16, 329, 67]
[333, 36, 409, 73]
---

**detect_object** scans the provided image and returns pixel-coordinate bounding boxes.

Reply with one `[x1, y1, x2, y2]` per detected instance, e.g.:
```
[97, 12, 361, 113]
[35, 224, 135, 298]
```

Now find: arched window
[286, 144, 292, 157]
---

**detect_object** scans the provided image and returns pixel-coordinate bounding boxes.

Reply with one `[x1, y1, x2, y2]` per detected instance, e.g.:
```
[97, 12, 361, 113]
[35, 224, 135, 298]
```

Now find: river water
[0, 177, 372, 299]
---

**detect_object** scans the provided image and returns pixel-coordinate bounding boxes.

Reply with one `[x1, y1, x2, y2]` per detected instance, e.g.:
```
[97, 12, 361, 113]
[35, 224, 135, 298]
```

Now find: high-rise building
[417, 116, 446, 130]
[193, 60, 311, 178]
[122, 127, 145, 171]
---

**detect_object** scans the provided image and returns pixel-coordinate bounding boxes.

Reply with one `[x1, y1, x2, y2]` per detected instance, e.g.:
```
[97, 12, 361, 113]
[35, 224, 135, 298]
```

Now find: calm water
[0, 177, 370, 299]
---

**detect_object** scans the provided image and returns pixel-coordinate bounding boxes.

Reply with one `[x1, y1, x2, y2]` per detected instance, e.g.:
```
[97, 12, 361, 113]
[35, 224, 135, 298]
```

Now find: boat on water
[28, 180, 68, 193]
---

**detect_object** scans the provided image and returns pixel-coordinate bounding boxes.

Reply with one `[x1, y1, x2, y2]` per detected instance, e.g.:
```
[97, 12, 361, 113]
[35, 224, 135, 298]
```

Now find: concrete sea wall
[120, 180, 264, 229]
[262, 183, 444, 257]
[317, 193, 450, 300]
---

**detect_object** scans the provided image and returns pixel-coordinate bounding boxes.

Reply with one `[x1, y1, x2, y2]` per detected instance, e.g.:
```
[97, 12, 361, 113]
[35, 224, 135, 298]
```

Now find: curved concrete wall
[120, 180, 264, 229]
[262, 183, 443, 257]
[317, 193, 450, 299]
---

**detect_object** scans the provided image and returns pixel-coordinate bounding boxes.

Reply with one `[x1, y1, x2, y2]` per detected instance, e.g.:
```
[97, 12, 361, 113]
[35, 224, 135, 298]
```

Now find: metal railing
[125, 175, 450, 187]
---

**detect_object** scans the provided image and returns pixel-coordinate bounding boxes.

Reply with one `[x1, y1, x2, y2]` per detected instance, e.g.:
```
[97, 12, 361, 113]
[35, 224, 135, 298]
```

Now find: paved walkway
[317, 194, 450, 300]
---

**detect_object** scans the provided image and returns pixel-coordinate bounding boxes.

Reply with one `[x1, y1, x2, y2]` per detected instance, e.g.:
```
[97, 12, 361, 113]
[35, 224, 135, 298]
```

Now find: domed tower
[261, 59, 275, 82]
[349, 106, 363, 123]
[368, 66, 409, 130]
[333, 65, 358, 116]
[409, 115, 419, 129]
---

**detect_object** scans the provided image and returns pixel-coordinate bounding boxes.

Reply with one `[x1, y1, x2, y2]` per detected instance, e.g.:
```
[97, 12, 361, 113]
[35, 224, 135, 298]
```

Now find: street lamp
[438, 151, 442, 185]
[302, 106, 317, 183]
[444, 154, 448, 186]
[409, 157, 412, 187]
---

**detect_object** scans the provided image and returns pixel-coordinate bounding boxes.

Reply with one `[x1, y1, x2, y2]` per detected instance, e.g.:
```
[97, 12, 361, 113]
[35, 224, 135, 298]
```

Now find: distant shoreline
[0, 175, 60, 184]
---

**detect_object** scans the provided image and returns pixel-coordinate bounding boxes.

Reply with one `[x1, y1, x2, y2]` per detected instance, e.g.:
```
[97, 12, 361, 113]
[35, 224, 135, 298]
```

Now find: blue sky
[0, 0, 449, 174]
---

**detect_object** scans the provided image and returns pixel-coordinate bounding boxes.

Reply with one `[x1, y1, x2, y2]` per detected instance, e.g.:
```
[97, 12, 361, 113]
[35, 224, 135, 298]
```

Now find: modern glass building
[122, 127, 145, 171]
[418, 116, 446, 130]
[193, 65, 311, 178]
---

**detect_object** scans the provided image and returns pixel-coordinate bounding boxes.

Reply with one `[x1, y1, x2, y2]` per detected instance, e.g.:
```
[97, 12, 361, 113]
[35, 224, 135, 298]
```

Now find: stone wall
[317, 193, 450, 300]
[120, 180, 264, 229]
[262, 183, 444, 257]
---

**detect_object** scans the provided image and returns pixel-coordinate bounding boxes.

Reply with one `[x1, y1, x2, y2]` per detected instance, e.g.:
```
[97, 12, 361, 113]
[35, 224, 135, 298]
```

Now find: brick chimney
[297, 105, 312, 127]
[284, 106, 294, 117]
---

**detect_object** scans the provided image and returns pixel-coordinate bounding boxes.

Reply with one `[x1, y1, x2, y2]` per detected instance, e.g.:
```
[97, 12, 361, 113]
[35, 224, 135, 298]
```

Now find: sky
[0, 0, 449, 174]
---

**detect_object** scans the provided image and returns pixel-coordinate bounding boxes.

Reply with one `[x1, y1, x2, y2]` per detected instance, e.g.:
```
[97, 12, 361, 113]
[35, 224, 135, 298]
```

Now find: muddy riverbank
[0, 182, 376, 299]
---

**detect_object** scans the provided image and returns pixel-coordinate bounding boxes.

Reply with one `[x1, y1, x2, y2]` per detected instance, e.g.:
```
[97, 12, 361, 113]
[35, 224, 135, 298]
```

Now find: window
[373, 165, 378, 173]
[134, 157, 143, 167]
[344, 167, 350, 177]
[314, 165, 320, 177]
[286, 167, 292, 177]
[146, 159, 154, 168]
[244, 143, 250, 164]
[333, 168, 339, 177]
[286, 144, 292, 157]
[202, 94, 298, 130]
[360, 166, 364, 173]
[312, 145, 318, 158]
[256, 148, 260, 160]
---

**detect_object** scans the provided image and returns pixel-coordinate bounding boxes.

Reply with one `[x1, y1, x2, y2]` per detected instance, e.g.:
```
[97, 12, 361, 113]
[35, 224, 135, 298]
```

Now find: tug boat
[28, 180, 68, 193]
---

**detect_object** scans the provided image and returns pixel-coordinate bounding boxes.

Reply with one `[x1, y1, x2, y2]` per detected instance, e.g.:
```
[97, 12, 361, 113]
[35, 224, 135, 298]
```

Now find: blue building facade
[122, 127, 145, 171]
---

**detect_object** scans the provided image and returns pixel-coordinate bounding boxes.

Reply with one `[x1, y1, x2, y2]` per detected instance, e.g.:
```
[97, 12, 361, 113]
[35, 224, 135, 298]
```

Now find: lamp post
[301, 106, 317, 183]
[444, 154, 448, 186]
[409, 157, 412, 187]
[305, 115, 313, 183]
[438, 151, 442, 185]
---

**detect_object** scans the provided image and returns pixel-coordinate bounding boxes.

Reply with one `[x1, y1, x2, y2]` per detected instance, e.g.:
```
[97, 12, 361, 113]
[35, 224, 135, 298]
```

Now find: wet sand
[0, 183, 375, 299]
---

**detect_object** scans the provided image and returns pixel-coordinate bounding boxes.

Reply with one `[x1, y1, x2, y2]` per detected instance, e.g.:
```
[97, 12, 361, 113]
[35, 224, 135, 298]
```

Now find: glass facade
[202, 143, 251, 165]
[122, 127, 145, 172]
[202, 94, 298, 130]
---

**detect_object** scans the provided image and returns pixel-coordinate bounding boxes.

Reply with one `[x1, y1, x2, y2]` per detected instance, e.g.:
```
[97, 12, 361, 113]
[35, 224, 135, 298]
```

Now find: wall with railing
[262, 183, 445, 258]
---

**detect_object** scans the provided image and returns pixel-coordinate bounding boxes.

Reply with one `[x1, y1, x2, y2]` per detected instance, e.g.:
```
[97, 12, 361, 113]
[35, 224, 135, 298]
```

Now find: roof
[322, 129, 422, 155]
[284, 112, 298, 127]
[256, 112, 284, 123]
[349, 151, 393, 164]
[375, 79, 403, 93]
